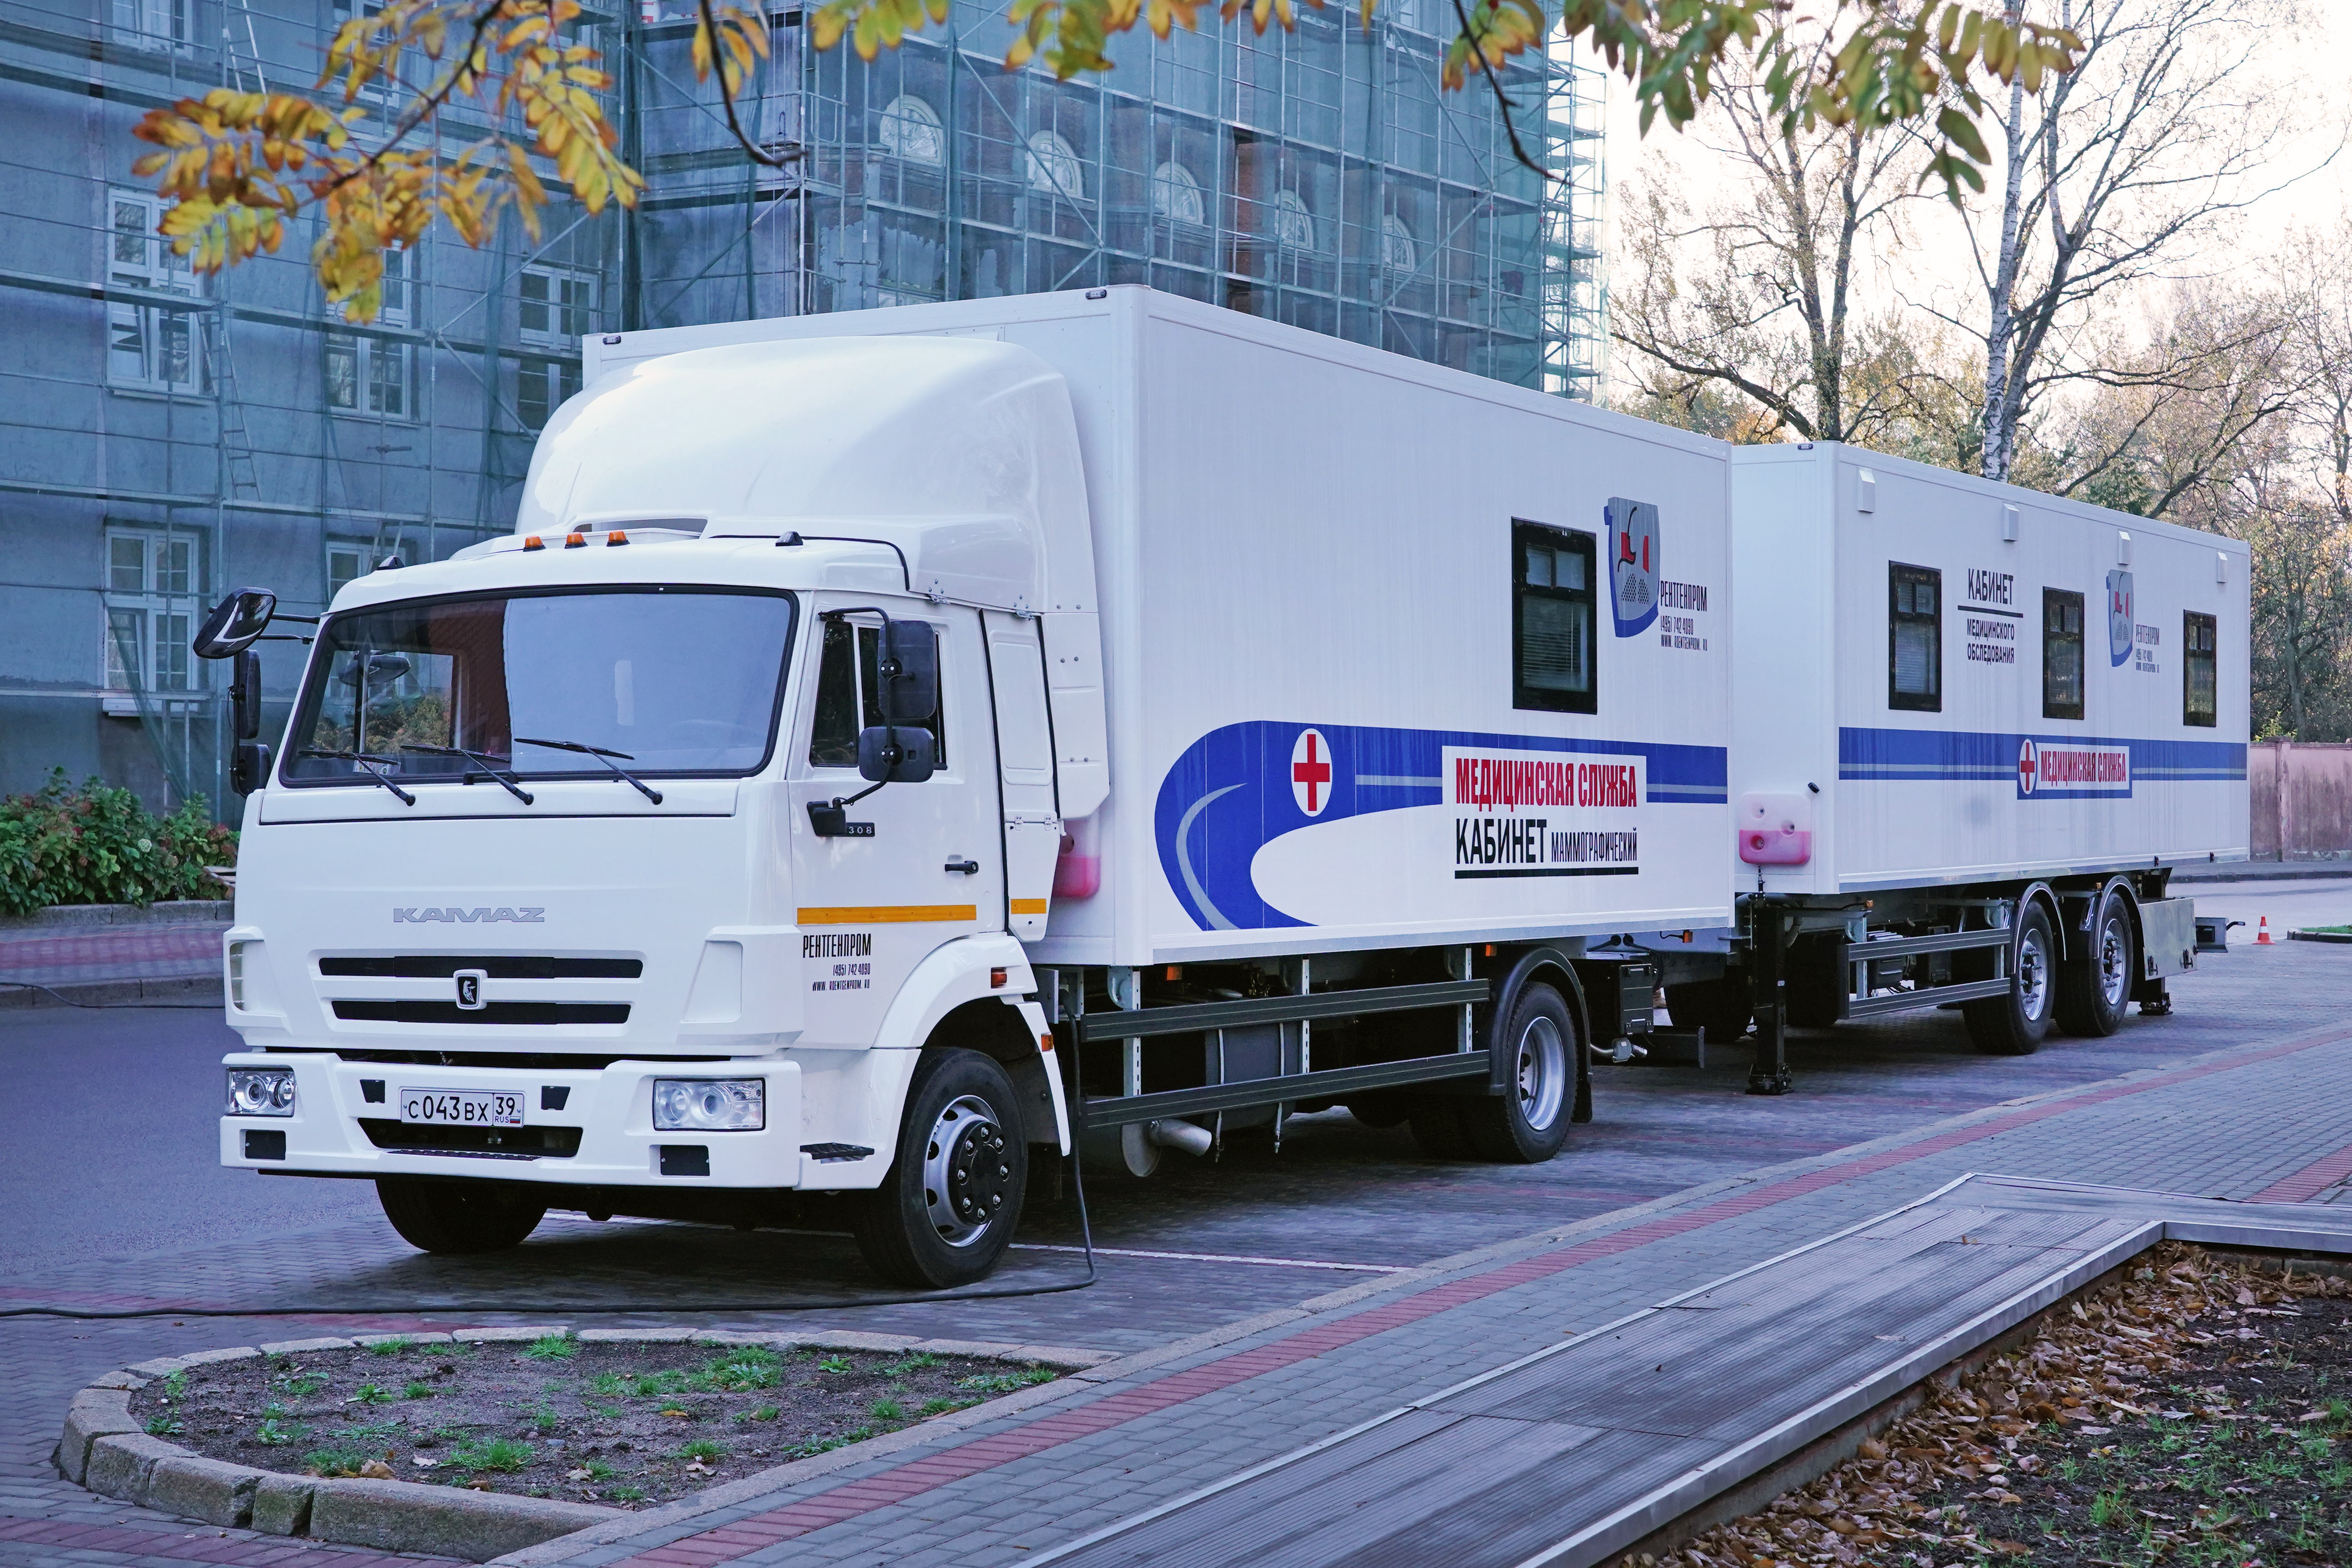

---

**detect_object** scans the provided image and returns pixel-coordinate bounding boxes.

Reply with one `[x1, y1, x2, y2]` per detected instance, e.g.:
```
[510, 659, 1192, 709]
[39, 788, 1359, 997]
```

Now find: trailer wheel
[1459, 983, 1575, 1163]
[1665, 976, 1751, 1041]
[1963, 901, 2057, 1055]
[376, 1178, 546, 1254]
[853, 1049, 1027, 1288]
[2055, 890, 2136, 1037]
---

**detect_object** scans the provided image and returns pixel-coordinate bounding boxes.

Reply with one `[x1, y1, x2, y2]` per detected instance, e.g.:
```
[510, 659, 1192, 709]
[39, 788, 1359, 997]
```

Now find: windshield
[282, 587, 795, 785]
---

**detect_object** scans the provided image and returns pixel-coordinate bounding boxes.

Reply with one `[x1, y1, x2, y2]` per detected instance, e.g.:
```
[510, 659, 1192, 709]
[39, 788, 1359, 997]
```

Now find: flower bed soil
[128, 1336, 1058, 1509]
[1623, 1243, 2352, 1568]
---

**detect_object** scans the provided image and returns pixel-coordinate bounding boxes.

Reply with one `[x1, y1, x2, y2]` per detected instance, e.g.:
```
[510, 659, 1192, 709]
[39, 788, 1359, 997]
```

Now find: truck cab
[215, 335, 1100, 1287]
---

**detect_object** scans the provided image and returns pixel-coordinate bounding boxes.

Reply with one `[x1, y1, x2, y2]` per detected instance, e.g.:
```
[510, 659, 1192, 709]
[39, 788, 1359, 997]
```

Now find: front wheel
[853, 1049, 1028, 1288]
[376, 1178, 546, 1254]
[1964, 901, 2057, 1056]
[2055, 889, 2136, 1037]
[1459, 982, 1576, 1163]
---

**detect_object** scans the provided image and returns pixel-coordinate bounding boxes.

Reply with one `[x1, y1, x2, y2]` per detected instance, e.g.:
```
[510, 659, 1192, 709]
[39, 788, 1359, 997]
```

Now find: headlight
[226, 1068, 296, 1117]
[653, 1078, 764, 1131]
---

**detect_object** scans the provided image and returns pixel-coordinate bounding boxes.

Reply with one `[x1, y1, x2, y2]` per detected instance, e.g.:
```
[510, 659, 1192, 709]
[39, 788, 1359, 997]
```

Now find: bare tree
[1610, 56, 1936, 447]
[1952, 0, 2316, 481]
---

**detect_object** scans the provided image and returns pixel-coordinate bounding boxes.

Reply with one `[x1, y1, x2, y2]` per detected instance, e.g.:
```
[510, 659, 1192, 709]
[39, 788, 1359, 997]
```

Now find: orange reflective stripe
[796, 905, 976, 924]
[1009, 898, 1050, 915]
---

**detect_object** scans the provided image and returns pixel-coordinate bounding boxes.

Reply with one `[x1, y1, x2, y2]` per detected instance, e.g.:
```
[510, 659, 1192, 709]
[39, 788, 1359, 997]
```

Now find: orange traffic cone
[2257, 915, 2274, 944]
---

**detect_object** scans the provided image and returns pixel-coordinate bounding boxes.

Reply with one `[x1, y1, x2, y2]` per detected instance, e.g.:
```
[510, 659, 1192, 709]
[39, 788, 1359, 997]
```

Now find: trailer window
[1513, 521, 1597, 715]
[2184, 611, 2218, 728]
[809, 616, 946, 767]
[1889, 563, 1941, 712]
[2042, 588, 2085, 721]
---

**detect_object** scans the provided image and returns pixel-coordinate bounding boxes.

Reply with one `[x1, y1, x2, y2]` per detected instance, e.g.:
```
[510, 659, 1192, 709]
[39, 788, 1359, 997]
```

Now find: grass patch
[523, 1334, 576, 1360]
[143, 1414, 182, 1436]
[254, 1416, 305, 1447]
[302, 1447, 369, 1477]
[402, 1379, 435, 1400]
[955, 1368, 1057, 1395]
[362, 1337, 413, 1357]
[349, 1383, 394, 1405]
[675, 1439, 729, 1463]
[814, 1355, 853, 1374]
[869, 1398, 904, 1422]
[449, 1437, 534, 1473]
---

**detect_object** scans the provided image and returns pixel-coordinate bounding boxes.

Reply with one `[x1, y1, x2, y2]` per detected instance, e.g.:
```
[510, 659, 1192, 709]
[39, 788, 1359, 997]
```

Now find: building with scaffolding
[0, 0, 1603, 818]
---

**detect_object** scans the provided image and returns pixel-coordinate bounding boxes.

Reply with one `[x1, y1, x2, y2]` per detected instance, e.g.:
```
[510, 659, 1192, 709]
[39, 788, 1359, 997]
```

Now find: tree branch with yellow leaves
[132, 0, 2081, 326]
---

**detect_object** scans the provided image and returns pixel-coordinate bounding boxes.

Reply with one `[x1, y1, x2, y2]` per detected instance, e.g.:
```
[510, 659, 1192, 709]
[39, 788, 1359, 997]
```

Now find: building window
[1889, 562, 1941, 712]
[518, 265, 596, 347]
[1513, 520, 1597, 715]
[110, 0, 191, 51]
[2184, 611, 2218, 728]
[2042, 587, 2085, 721]
[106, 189, 203, 394]
[1152, 161, 1204, 226]
[102, 527, 203, 696]
[808, 617, 945, 767]
[517, 356, 583, 430]
[1380, 211, 1417, 273]
[877, 95, 944, 165]
[326, 250, 413, 419]
[1272, 189, 1314, 250]
[1025, 130, 1083, 201]
[327, 543, 373, 602]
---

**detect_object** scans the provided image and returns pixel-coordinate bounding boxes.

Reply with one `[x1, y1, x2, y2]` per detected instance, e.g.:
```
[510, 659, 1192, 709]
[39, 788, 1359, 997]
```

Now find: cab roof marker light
[523, 535, 545, 551]
[607, 530, 629, 546]
[565, 532, 587, 548]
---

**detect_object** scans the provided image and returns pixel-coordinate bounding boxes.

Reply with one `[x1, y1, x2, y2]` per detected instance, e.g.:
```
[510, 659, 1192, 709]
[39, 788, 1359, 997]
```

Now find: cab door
[788, 598, 1002, 1048]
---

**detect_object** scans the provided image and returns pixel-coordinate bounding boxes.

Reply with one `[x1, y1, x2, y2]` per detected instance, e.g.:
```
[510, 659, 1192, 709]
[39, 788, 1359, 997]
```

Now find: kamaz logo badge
[394, 907, 546, 923]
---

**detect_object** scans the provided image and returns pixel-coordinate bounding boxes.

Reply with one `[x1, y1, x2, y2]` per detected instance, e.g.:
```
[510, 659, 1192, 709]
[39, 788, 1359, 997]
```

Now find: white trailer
[1643, 443, 2249, 1088]
[203, 287, 1734, 1284]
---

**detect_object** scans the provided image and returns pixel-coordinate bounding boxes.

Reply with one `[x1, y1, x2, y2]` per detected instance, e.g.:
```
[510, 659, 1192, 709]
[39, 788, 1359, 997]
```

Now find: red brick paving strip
[2250, 1139, 2352, 1203]
[0, 1515, 458, 1568]
[0, 927, 222, 976]
[608, 1018, 2352, 1568]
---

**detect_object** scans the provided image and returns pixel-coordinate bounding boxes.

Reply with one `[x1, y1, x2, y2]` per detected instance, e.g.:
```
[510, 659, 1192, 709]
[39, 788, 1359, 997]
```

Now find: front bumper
[219, 1052, 802, 1188]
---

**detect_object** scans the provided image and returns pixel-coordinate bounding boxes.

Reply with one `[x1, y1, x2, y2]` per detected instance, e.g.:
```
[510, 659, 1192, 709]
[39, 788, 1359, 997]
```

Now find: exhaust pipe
[1146, 1118, 1214, 1157]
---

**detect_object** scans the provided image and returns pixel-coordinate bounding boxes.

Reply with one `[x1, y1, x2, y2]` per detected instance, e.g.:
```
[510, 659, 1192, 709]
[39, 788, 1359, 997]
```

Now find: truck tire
[1458, 982, 1575, 1163]
[376, 1178, 547, 1254]
[1963, 901, 2057, 1055]
[1665, 976, 1751, 1042]
[852, 1049, 1028, 1288]
[2055, 889, 2137, 1037]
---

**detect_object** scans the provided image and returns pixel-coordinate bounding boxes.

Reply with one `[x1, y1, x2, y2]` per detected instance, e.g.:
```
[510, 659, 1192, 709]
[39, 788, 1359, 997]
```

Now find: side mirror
[857, 725, 936, 784]
[230, 740, 272, 796]
[230, 649, 263, 742]
[338, 651, 412, 691]
[875, 620, 937, 725]
[193, 588, 277, 660]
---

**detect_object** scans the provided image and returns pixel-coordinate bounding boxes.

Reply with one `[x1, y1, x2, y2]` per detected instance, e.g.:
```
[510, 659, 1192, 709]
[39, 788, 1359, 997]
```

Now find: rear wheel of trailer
[2054, 884, 2137, 1038]
[1962, 900, 2058, 1056]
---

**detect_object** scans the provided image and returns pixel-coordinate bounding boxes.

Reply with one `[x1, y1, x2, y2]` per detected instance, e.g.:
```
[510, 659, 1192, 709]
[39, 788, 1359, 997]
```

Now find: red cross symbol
[1291, 729, 1333, 817]
[2017, 739, 2038, 795]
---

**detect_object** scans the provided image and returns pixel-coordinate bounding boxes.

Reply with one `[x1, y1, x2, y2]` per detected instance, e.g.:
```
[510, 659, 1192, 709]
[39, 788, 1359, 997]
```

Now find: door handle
[945, 858, 980, 875]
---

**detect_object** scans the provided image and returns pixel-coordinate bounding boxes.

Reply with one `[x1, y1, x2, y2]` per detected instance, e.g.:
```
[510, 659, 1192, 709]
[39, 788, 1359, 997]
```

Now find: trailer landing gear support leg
[2137, 978, 2173, 1017]
[1748, 903, 1793, 1096]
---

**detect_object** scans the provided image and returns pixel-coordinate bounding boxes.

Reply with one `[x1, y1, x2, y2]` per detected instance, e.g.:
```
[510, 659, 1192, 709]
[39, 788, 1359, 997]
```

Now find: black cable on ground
[0, 1036, 1101, 1321]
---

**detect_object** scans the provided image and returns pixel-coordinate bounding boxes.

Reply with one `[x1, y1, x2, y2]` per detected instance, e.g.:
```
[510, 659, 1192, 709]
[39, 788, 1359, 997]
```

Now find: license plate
[398, 1088, 523, 1127]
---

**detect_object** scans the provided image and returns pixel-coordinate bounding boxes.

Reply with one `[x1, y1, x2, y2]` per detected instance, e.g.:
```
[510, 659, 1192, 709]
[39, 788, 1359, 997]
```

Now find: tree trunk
[1979, 62, 2030, 481]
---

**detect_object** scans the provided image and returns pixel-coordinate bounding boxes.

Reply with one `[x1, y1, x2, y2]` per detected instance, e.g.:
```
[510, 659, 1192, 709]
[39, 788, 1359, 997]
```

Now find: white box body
[1729, 444, 2250, 896]
[594, 288, 1738, 965]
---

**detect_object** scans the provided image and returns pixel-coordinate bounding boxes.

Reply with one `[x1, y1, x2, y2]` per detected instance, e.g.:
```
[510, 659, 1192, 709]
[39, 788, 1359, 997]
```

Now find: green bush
[0, 769, 236, 915]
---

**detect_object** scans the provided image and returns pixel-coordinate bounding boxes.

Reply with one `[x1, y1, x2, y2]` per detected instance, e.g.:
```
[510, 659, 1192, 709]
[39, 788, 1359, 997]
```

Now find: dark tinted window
[1514, 521, 1597, 715]
[1889, 563, 1941, 712]
[2184, 611, 2218, 728]
[2043, 588, 2085, 721]
[808, 616, 945, 767]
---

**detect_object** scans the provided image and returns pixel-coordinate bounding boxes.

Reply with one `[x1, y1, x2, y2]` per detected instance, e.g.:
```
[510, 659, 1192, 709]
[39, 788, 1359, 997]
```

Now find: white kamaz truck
[202, 288, 1738, 1285]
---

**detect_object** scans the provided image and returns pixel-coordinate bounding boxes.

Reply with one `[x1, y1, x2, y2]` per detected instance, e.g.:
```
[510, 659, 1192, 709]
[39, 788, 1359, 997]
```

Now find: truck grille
[320, 956, 642, 979]
[332, 1000, 631, 1025]
[359, 1120, 583, 1157]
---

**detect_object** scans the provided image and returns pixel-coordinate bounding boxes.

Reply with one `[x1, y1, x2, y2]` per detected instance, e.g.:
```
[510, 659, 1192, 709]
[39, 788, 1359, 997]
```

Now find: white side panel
[1739, 444, 2251, 891]
[1729, 449, 1839, 896]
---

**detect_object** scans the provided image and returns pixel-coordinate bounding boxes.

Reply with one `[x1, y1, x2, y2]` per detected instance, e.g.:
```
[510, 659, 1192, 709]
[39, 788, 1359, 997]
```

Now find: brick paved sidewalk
[0, 924, 225, 992]
[506, 1016, 2352, 1568]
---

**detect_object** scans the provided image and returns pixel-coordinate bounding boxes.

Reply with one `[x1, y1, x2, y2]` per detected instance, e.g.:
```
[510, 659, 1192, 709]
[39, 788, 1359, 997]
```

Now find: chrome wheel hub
[921, 1095, 1010, 1248]
[2097, 911, 2130, 1007]
[1515, 1015, 1568, 1132]
[2018, 927, 2051, 1021]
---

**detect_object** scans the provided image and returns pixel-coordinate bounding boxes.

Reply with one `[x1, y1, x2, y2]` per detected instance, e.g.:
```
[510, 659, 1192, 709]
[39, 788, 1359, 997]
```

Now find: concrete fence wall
[2251, 741, 2352, 861]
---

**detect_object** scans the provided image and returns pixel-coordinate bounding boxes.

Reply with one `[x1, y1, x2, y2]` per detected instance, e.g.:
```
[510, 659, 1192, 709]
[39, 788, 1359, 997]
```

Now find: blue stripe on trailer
[1838, 727, 2247, 795]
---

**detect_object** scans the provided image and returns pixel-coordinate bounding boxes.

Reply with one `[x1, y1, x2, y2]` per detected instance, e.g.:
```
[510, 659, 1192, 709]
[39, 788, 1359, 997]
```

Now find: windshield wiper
[400, 744, 535, 805]
[299, 748, 416, 807]
[514, 737, 664, 804]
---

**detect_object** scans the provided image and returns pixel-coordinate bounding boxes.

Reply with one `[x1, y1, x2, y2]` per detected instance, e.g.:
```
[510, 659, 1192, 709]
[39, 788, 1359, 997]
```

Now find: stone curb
[0, 974, 224, 1010]
[60, 1328, 1112, 1562]
[0, 899, 233, 932]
